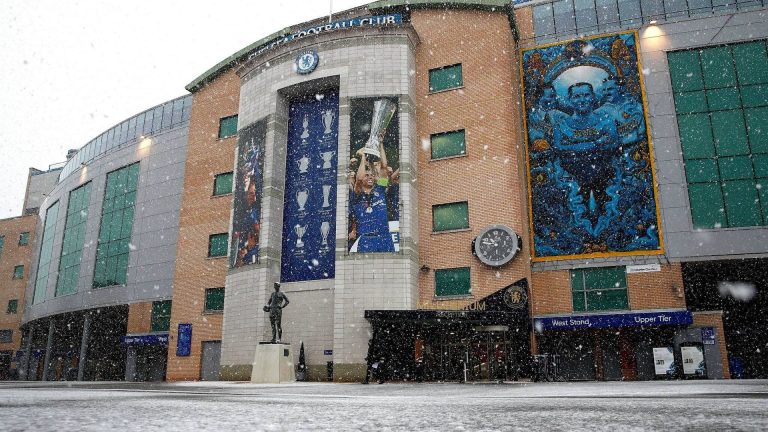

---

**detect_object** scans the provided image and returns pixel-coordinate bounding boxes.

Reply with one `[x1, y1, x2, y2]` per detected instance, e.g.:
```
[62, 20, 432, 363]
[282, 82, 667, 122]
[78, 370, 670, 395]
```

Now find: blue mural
[231, 121, 266, 268]
[281, 93, 339, 282]
[522, 32, 662, 259]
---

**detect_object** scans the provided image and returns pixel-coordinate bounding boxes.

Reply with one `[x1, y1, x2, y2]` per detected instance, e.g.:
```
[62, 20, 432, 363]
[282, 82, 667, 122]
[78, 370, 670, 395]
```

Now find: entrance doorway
[468, 329, 508, 381]
[428, 327, 522, 382]
[200, 341, 221, 381]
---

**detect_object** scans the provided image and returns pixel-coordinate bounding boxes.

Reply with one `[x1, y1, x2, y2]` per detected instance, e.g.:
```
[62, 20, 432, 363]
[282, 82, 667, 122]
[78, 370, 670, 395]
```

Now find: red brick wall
[166, 69, 240, 381]
[126, 302, 152, 334]
[0, 215, 37, 354]
[410, 9, 531, 310]
[531, 263, 687, 316]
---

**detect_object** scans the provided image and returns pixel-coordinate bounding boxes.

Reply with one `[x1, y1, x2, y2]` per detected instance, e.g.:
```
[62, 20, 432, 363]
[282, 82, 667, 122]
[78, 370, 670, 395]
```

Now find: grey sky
[0, 0, 368, 219]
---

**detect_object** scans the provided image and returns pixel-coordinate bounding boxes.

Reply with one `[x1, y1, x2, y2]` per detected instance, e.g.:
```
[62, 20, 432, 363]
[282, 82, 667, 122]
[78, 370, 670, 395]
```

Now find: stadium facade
[4, 0, 767, 382]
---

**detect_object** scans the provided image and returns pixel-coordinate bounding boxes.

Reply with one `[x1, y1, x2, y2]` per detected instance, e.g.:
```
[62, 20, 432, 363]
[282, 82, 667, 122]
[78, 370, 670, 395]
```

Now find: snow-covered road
[1, 380, 766, 431]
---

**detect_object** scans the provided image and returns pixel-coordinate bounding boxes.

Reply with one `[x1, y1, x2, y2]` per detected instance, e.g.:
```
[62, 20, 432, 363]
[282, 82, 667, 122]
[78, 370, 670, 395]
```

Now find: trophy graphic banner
[348, 97, 401, 253]
[231, 120, 267, 268]
[281, 92, 339, 282]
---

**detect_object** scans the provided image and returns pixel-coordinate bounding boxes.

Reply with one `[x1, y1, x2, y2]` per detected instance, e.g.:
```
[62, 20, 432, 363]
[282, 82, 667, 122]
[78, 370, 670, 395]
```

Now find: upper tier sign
[248, 14, 403, 61]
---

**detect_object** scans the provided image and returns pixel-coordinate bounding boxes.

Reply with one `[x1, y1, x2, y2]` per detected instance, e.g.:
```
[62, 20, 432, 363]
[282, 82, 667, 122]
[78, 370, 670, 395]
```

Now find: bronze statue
[264, 282, 289, 343]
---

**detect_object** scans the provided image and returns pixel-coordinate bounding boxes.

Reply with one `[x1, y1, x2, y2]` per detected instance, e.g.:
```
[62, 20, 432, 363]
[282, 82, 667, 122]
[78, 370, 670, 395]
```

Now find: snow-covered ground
[1, 380, 767, 431]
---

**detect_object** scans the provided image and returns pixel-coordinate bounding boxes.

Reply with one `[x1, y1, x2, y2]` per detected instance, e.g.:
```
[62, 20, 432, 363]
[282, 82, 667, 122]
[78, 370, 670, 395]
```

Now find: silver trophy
[296, 189, 309, 211]
[294, 224, 307, 248]
[320, 150, 335, 169]
[322, 185, 332, 208]
[300, 114, 310, 139]
[321, 109, 336, 135]
[361, 99, 397, 163]
[297, 155, 310, 173]
[320, 221, 330, 247]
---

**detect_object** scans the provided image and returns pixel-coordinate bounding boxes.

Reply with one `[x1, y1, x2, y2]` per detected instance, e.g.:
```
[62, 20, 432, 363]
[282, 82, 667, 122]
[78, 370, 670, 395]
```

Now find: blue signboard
[248, 14, 402, 60]
[121, 333, 169, 346]
[701, 327, 716, 345]
[176, 323, 192, 356]
[324, 350, 333, 356]
[535, 310, 693, 331]
[281, 92, 339, 282]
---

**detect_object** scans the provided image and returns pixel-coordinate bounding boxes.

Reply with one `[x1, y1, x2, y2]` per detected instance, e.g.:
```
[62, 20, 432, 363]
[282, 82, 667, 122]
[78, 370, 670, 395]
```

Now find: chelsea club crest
[295, 50, 319, 75]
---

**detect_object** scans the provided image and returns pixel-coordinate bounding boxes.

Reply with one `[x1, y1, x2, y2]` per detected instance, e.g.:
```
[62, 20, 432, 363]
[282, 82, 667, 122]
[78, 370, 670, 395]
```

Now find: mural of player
[231, 122, 266, 268]
[522, 32, 662, 259]
[348, 98, 400, 253]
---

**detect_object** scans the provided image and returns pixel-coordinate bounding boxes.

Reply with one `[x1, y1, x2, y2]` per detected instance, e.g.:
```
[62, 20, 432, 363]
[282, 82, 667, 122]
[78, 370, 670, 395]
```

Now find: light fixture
[649, 20, 657, 24]
[420, 265, 431, 273]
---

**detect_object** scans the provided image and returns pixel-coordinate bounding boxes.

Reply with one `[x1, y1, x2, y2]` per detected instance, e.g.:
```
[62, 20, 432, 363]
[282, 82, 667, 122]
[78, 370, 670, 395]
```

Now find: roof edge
[185, 0, 513, 93]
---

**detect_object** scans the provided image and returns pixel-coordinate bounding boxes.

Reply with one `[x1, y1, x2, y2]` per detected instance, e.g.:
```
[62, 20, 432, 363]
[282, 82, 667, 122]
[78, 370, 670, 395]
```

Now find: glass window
[641, 0, 665, 21]
[553, 0, 577, 36]
[6, 299, 18, 314]
[736, 0, 763, 10]
[432, 201, 470, 232]
[429, 64, 463, 93]
[13, 265, 24, 279]
[618, 0, 642, 25]
[55, 182, 92, 296]
[205, 288, 225, 312]
[161, 101, 174, 129]
[152, 106, 164, 132]
[118, 121, 128, 144]
[595, 0, 620, 32]
[571, 267, 628, 312]
[150, 300, 172, 332]
[213, 172, 234, 196]
[669, 40, 768, 229]
[0, 330, 12, 343]
[208, 233, 228, 257]
[575, 0, 598, 33]
[182, 95, 193, 123]
[171, 98, 184, 126]
[93, 164, 139, 288]
[33, 201, 60, 304]
[431, 130, 466, 159]
[687, 0, 713, 15]
[533, 4, 555, 41]
[127, 117, 137, 142]
[0, 236, 4, 258]
[664, 0, 690, 18]
[143, 109, 155, 135]
[435, 267, 471, 297]
[218, 115, 239, 139]
[733, 42, 768, 86]
[135, 113, 145, 137]
[18, 232, 29, 246]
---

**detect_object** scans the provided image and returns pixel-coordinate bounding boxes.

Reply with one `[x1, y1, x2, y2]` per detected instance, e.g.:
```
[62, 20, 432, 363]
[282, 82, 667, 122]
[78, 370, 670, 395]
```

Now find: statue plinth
[251, 342, 295, 384]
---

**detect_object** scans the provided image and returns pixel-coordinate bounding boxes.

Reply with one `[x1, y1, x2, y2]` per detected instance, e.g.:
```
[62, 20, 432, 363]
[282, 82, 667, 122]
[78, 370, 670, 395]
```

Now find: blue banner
[176, 323, 192, 356]
[121, 333, 169, 346]
[535, 310, 692, 331]
[231, 121, 267, 268]
[281, 93, 339, 282]
[522, 32, 661, 260]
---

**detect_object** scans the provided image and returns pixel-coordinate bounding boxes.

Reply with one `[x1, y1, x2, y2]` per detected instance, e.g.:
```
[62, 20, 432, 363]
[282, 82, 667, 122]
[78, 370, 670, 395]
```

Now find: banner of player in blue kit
[347, 97, 401, 254]
[231, 120, 267, 268]
[522, 32, 662, 259]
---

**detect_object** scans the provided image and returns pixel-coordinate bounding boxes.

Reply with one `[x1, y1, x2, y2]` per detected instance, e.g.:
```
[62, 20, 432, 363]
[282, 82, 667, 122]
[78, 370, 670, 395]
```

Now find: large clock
[473, 224, 520, 267]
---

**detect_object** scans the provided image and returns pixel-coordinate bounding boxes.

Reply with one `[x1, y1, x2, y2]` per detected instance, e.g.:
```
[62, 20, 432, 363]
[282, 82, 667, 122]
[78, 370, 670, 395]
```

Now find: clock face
[474, 225, 519, 267]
